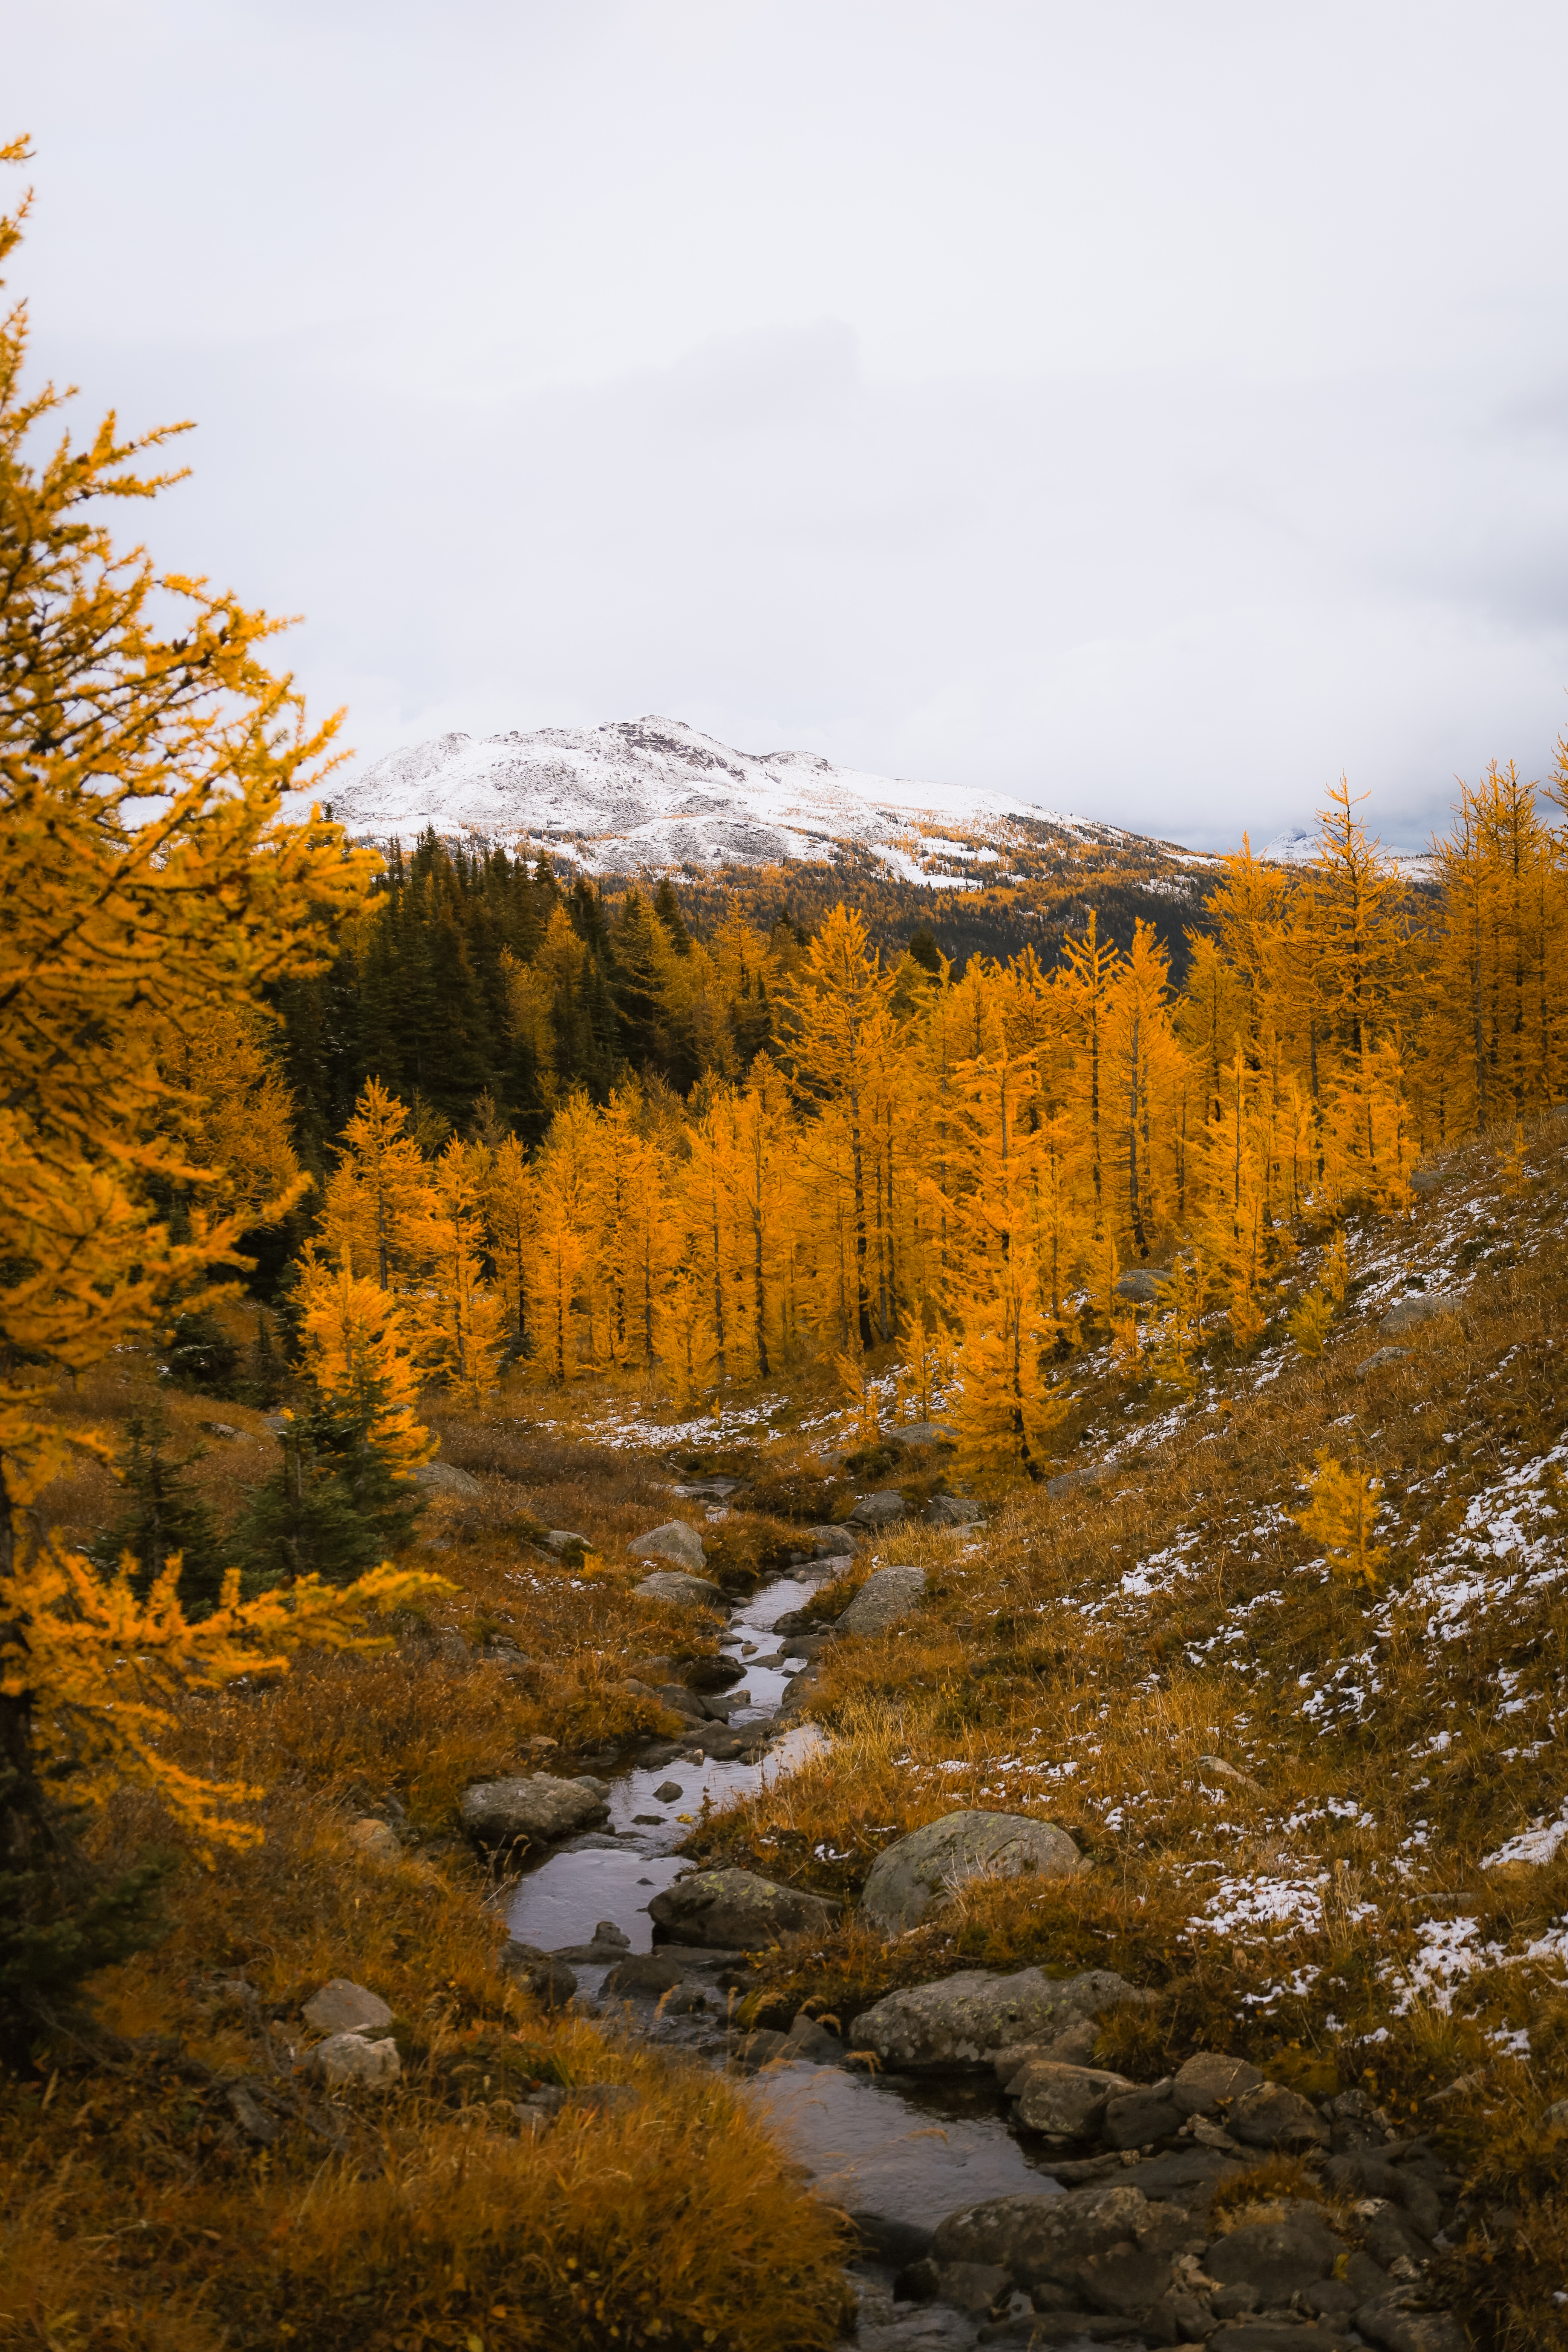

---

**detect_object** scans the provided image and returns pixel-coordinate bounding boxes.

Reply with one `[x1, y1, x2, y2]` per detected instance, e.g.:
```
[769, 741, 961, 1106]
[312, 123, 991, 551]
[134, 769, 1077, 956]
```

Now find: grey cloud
[12, 0, 1568, 851]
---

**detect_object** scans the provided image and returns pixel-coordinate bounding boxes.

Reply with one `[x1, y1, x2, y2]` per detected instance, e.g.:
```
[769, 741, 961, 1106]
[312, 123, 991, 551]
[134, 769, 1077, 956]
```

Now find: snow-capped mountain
[292, 715, 1159, 880]
[1260, 826, 1318, 865]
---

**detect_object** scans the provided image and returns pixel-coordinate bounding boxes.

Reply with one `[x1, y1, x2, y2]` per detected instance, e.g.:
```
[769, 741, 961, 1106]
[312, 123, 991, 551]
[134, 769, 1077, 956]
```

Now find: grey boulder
[1380, 1292, 1453, 1337]
[861, 1808, 1086, 1932]
[648, 1865, 842, 1948]
[538, 1528, 594, 1554]
[1009, 2060, 1133, 2138]
[459, 1772, 609, 1848]
[1100, 2084, 1184, 2148]
[886, 1422, 957, 1449]
[1113, 1267, 1171, 1304]
[838, 1563, 927, 1635]
[414, 1459, 482, 1497]
[603, 1952, 689, 1995]
[310, 2032, 401, 2088]
[303, 1978, 393, 2037]
[805, 1524, 858, 1557]
[1172, 2050, 1264, 2114]
[1206, 2213, 1342, 2303]
[628, 1519, 707, 1570]
[633, 1570, 728, 1614]
[653, 1681, 707, 1719]
[848, 1490, 909, 1528]
[925, 1494, 983, 1527]
[1230, 2079, 1331, 2151]
[1356, 2289, 1468, 2352]
[1045, 1465, 1101, 1500]
[497, 1942, 578, 2006]
[854, 1965, 1135, 2073]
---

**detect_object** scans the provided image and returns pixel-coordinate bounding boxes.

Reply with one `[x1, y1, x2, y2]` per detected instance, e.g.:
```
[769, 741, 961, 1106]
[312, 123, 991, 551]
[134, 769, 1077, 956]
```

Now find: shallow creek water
[504, 1564, 1061, 2338]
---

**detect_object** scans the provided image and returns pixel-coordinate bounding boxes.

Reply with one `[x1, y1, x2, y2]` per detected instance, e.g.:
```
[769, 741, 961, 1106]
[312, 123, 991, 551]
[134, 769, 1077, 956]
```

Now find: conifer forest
[8, 130, 1568, 2352]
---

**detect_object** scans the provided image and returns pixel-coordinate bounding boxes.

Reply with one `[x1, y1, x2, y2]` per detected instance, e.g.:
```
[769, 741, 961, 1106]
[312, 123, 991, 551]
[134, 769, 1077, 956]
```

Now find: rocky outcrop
[458, 1772, 609, 1849]
[854, 1966, 1136, 2072]
[836, 1563, 926, 1635]
[648, 1866, 842, 1948]
[861, 1808, 1086, 1931]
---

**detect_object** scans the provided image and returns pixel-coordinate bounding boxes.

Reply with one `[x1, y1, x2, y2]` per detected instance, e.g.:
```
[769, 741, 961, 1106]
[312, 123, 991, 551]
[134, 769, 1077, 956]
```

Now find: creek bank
[481, 1547, 1466, 2352]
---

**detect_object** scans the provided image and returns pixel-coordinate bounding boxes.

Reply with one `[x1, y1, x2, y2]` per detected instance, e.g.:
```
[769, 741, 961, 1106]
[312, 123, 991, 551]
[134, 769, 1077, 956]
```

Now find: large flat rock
[459, 1772, 609, 1848]
[649, 1865, 842, 1948]
[862, 1808, 1086, 1931]
[854, 1966, 1137, 2073]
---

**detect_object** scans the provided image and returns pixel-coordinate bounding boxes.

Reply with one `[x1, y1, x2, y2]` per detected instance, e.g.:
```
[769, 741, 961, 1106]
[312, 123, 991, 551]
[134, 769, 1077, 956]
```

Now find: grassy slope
[7, 1112, 1568, 2349]
[684, 1109, 1568, 2349]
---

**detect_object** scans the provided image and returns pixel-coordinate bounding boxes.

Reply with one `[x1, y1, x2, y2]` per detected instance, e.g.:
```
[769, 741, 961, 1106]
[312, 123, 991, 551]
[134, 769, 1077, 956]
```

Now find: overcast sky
[8, 0, 1568, 848]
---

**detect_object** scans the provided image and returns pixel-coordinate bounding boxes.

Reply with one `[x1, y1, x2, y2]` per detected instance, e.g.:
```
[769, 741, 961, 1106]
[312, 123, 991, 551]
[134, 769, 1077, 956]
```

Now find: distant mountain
[295, 715, 1193, 882]
[1260, 825, 1318, 865]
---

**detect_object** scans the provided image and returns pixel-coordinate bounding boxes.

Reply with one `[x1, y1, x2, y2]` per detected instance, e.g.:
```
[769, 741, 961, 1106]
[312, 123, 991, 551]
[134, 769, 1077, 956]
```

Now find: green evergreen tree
[237, 1375, 424, 1590]
[163, 1308, 242, 1395]
[654, 875, 693, 955]
[93, 1412, 230, 1617]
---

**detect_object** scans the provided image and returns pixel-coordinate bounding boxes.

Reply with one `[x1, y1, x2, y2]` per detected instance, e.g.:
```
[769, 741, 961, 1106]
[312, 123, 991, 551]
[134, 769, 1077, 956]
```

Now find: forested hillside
[243, 768, 1563, 1499]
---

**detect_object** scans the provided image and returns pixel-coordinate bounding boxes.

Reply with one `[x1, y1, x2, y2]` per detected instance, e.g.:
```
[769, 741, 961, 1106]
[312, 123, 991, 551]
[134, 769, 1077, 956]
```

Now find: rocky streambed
[463, 1541, 1467, 2352]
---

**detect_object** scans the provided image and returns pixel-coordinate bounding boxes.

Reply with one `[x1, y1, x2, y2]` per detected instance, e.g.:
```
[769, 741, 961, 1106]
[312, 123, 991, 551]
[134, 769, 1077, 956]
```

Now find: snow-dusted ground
[285, 714, 1164, 874]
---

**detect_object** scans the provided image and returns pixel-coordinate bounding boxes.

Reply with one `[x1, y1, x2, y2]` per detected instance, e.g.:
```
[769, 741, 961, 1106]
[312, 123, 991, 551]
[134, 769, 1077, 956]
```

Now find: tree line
[254, 765, 1568, 1496]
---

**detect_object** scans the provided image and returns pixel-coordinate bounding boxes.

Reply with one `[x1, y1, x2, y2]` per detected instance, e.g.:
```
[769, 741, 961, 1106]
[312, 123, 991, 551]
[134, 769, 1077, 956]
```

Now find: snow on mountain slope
[291, 715, 1150, 877]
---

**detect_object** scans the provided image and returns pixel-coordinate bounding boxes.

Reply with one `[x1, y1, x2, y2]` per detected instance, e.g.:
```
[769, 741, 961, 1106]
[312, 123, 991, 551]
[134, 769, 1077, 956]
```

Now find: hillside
[12, 1111, 1567, 2352]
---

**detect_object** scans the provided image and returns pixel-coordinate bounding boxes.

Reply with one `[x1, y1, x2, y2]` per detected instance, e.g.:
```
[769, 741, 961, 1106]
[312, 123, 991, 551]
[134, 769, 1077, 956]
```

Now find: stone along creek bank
[472, 1544, 1467, 2352]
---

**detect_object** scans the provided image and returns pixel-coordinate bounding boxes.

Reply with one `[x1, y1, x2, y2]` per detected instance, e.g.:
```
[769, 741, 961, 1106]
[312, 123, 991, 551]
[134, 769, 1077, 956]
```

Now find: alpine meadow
[8, 138, 1568, 2352]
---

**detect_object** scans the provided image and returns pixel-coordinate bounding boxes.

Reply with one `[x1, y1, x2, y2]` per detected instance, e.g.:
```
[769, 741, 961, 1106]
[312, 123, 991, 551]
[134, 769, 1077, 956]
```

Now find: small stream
[504, 1561, 1063, 2343]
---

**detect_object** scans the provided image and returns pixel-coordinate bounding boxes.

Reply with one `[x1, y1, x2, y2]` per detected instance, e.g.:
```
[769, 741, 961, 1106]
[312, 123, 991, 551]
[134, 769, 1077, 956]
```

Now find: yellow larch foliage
[0, 150, 444, 1859]
[318, 1076, 435, 1293]
[415, 1136, 507, 1408]
[294, 1248, 434, 1483]
[1294, 1450, 1388, 1590]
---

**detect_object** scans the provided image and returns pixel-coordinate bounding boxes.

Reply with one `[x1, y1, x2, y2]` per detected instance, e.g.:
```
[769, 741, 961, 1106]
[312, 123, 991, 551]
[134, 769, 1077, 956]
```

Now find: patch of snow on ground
[1484, 1804, 1568, 1870]
[1392, 1917, 1508, 2013]
[1201, 1873, 1331, 1936]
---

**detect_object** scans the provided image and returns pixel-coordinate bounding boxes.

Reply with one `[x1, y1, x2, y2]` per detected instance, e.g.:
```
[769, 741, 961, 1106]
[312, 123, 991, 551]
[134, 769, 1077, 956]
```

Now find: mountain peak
[294, 716, 1138, 882]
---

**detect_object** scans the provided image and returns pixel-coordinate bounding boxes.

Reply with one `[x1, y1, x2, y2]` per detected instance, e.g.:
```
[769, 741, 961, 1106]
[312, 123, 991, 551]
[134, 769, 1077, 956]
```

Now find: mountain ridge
[294, 714, 1198, 884]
